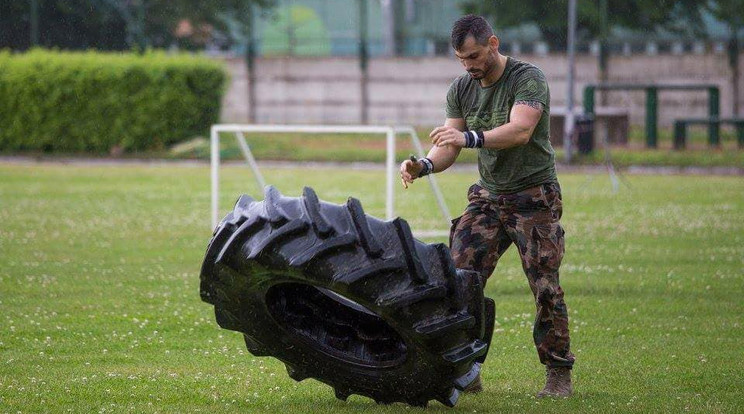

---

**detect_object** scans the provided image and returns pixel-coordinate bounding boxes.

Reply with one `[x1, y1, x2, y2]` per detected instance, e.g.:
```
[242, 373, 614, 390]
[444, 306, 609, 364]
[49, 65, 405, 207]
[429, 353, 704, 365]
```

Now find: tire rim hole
[266, 283, 407, 368]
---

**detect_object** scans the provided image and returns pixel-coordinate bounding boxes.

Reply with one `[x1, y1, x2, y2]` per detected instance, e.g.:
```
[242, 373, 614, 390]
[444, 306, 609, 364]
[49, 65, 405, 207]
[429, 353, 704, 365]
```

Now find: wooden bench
[550, 107, 629, 148]
[673, 118, 744, 149]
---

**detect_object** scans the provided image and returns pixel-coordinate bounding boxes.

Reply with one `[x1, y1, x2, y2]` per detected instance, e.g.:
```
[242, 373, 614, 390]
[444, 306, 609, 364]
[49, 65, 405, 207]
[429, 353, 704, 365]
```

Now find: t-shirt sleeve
[513, 68, 549, 107]
[445, 80, 463, 119]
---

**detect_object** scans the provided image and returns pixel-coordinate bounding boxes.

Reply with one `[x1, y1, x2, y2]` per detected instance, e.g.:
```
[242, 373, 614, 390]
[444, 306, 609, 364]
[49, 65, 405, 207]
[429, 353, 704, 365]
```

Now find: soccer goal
[209, 124, 452, 236]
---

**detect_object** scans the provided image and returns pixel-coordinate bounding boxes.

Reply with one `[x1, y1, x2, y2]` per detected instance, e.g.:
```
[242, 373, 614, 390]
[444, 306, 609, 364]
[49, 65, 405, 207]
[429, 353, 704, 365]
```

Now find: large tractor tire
[200, 186, 495, 407]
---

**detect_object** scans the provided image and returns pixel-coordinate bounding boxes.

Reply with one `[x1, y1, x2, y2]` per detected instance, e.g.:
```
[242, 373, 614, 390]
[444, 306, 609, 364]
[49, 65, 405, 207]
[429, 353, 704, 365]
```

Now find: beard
[468, 54, 498, 80]
[468, 69, 485, 79]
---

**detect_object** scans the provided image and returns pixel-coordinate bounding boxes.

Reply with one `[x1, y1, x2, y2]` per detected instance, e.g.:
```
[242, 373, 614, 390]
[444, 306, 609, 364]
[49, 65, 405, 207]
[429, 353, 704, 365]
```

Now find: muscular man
[400, 15, 574, 398]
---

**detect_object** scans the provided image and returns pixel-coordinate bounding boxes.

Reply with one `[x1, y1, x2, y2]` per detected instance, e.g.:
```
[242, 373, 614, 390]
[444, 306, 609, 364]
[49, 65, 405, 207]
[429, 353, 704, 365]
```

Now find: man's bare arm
[400, 118, 465, 187]
[482, 102, 542, 148]
[430, 102, 542, 149]
[426, 117, 465, 171]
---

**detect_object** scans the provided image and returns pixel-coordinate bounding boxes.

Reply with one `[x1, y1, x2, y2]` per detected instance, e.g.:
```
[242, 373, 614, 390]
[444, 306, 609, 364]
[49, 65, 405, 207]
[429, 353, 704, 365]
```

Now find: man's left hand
[430, 126, 465, 147]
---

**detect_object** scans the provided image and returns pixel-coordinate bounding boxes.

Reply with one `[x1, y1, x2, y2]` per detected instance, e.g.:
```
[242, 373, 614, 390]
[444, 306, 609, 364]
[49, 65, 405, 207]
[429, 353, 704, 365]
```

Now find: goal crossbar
[210, 124, 451, 235]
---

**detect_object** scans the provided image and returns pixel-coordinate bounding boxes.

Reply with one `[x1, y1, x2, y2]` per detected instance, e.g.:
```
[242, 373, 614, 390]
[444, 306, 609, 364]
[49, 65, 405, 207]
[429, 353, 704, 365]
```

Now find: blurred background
[1, 0, 742, 155]
[3, 5, 743, 413]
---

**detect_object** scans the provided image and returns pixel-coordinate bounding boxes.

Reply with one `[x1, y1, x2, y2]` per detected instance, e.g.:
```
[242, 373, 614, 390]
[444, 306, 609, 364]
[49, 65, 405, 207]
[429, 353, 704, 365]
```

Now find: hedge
[0, 49, 227, 153]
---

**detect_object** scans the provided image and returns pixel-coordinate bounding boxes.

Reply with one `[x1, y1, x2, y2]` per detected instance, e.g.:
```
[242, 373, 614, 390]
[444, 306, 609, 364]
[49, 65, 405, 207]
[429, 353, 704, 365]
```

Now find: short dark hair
[451, 15, 494, 50]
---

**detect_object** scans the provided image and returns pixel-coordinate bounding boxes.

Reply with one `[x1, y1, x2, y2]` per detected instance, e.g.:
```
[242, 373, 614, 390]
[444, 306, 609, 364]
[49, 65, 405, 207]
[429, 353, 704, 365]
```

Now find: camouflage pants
[450, 182, 575, 368]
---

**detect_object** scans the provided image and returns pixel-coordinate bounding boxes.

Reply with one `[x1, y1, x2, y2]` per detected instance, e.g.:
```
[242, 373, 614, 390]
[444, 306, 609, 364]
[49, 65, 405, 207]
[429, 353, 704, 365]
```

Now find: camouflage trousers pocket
[449, 215, 462, 247]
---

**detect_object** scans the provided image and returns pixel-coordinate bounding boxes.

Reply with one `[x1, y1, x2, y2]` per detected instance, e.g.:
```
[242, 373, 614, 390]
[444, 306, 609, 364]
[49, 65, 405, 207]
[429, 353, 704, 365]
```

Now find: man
[400, 15, 574, 398]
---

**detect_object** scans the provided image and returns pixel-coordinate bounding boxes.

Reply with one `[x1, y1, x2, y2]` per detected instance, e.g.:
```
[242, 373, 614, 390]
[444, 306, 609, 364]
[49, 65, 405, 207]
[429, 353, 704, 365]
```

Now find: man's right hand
[399, 159, 423, 189]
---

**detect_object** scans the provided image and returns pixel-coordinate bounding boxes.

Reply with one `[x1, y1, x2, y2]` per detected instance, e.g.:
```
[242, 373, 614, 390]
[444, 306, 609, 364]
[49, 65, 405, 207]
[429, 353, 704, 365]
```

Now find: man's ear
[488, 35, 500, 53]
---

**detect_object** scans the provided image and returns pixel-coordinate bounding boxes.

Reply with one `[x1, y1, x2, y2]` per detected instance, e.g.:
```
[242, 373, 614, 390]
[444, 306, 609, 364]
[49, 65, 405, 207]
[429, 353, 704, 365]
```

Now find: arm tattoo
[514, 100, 544, 111]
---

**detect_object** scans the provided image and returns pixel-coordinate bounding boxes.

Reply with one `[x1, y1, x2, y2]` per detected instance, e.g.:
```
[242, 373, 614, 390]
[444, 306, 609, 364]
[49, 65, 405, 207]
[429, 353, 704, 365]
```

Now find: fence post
[673, 120, 686, 150]
[583, 86, 595, 116]
[645, 87, 658, 148]
[708, 87, 720, 147]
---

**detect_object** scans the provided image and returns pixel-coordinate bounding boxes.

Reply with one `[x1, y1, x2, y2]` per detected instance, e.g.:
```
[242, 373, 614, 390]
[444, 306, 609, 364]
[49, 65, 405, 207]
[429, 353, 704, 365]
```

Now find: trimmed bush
[0, 49, 226, 153]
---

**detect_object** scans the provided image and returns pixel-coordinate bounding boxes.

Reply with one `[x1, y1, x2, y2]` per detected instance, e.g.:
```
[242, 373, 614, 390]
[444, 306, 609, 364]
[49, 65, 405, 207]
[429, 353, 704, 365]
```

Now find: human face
[454, 35, 498, 82]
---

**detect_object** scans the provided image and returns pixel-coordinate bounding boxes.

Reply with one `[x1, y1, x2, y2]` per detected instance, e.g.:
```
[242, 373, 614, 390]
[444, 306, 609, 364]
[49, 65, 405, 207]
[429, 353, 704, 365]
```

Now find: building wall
[219, 53, 742, 127]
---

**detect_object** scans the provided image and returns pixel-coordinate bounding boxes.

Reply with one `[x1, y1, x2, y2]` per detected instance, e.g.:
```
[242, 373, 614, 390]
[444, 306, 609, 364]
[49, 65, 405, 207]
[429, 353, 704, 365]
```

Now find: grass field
[1, 163, 742, 413]
[9, 126, 743, 168]
[164, 127, 744, 169]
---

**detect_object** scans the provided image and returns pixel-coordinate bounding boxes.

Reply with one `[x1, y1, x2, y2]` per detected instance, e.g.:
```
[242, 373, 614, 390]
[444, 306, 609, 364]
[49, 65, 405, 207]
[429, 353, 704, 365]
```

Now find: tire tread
[200, 187, 492, 408]
[346, 197, 383, 258]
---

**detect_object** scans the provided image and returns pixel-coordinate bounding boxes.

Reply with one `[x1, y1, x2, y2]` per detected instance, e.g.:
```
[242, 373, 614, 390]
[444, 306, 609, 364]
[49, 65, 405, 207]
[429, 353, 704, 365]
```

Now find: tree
[461, 0, 706, 50]
[706, 0, 743, 115]
[99, 0, 275, 50]
[0, 0, 274, 51]
[461, 0, 708, 107]
[0, 0, 128, 50]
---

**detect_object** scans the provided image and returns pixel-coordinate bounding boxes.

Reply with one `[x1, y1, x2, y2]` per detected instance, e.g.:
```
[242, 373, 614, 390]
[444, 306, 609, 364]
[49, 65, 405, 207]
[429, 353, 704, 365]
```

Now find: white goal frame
[210, 124, 452, 234]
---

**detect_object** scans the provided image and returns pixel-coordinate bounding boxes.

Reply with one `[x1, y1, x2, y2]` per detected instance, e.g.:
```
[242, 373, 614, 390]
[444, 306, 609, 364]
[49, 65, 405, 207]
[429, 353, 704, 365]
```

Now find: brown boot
[463, 373, 483, 393]
[536, 367, 573, 398]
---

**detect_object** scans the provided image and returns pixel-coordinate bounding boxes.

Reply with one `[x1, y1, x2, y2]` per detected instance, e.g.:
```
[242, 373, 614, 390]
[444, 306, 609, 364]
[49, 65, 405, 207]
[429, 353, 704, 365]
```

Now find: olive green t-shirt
[446, 57, 557, 194]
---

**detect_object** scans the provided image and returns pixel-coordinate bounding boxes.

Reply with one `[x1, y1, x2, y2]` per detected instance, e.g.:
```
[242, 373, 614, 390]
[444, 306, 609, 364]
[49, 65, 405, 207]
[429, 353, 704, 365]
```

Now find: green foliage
[462, 0, 706, 48]
[0, 49, 226, 153]
[707, 0, 744, 29]
[0, 0, 274, 51]
[0, 0, 129, 50]
[707, 0, 742, 70]
[261, 4, 332, 56]
[100, 0, 275, 50]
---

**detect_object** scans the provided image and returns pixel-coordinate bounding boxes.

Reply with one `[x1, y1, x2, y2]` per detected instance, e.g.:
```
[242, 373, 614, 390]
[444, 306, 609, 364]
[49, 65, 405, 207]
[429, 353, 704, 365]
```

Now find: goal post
[209, 124, 452, 235]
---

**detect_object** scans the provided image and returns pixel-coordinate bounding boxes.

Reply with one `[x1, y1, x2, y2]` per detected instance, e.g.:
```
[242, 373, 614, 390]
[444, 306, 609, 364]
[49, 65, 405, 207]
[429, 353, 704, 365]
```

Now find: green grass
[566, 147, 744, 168]
[8, 125, 743, 168]
[626, 124, 741, 149]
[1, 164, 743, 413]
[566, 125, 744, 167]
[165, 127, 743, 168]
